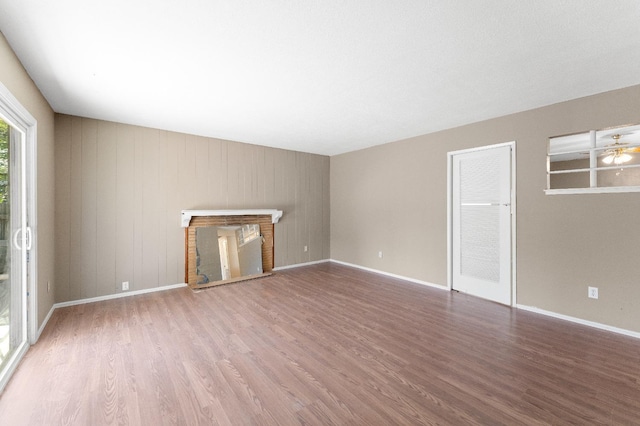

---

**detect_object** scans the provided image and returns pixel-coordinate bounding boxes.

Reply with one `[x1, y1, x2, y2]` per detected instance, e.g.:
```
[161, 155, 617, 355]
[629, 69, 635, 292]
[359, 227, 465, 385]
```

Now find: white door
[451, 144, 513, 305]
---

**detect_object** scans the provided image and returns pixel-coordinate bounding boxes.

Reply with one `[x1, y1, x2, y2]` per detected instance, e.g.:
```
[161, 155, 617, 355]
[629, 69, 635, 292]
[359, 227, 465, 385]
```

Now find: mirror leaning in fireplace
[195, 224, 263, 285]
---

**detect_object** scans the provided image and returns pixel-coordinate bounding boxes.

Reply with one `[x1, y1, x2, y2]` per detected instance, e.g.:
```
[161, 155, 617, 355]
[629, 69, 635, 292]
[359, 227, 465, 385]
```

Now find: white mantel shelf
[181, 209, 283, 227]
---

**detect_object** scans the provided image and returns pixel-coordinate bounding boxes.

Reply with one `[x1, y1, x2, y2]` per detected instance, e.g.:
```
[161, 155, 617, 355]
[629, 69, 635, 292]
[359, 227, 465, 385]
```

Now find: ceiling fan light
[617, 153, 632, 164]
[602, 155, 614, 165]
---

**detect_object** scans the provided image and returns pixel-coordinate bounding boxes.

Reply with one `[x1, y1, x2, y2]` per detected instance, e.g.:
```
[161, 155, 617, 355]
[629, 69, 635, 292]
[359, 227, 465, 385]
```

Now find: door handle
[13, 228, 22, 250]
[461, 202, 511, 207]
[12, 227, 31, 250]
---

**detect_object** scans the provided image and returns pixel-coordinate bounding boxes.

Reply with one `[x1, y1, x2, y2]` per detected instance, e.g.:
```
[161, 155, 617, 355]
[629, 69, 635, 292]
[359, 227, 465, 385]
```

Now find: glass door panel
[0, 117, 26, 377]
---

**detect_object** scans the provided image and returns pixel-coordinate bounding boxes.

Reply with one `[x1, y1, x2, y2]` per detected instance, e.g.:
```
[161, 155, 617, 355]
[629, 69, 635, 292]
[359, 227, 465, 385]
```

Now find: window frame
[545, 124, 640, 195]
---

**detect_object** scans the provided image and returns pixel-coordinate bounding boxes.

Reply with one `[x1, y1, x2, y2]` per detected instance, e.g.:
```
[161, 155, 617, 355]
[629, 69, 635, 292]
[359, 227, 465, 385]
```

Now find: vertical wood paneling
[95, 121, 117, 296]
[285, 150, 298, 265]
[207, 138, 224, 207]
[115, 124, 135, 293]
[274, 150, 297, 267]
[273, 150, 288, 266]
[248, 144, 260, 207]
[177, 132, 194, 280]
[140, 128, 160, 290]
[193, 136, 210, 208]
[55, 115, 330, 302]
[226, 141, 243, 208]
[69, 117, 84, 300]
[239, 142, 252, 206]
[157, 131, 168, 286]
[80, 119, 98, 298]
[179, 133, 196, 210]
[298, 153, 311, 264]
[263, 147, 276, 208]
[309, 156, 324, 261]
[322, 156, 331, 259]
[54, 116, 72, 302]
[255, 145, 266, 206]
[132, 127, 145, 290]
[218, 140, 229, 208]
[165, 132, 183, 285]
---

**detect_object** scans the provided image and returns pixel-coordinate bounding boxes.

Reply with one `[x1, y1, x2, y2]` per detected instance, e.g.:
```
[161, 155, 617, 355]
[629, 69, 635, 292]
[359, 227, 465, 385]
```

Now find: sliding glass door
[0, 117, 28, 387]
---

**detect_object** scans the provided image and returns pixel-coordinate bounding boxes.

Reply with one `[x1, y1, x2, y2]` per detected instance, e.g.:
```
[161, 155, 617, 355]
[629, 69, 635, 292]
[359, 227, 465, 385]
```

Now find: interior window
[547, 124, 640, 194]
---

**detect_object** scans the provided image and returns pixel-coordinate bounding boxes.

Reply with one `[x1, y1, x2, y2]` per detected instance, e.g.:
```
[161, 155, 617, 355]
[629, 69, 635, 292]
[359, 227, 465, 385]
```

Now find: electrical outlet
[378, 251, 383, 259]
[122, 281, 129, 291]
[304, 245, 308, 252]
[588, 286, 598, 299]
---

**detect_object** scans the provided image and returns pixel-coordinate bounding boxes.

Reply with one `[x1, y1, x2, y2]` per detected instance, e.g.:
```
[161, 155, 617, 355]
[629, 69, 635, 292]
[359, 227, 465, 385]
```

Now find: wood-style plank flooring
[1, 263, 639, 425]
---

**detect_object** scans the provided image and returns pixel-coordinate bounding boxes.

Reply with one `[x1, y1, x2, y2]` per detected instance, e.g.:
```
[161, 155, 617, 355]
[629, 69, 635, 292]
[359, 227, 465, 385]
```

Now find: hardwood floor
[1, 262, 639, 425]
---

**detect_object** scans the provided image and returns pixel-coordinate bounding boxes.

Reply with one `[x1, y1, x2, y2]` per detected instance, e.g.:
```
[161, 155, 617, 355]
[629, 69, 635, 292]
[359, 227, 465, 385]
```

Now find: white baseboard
[329, 261, 640, 340]
[35, 305, 56, 343]
[516, 304, 640, 340]
[329, 259, 447, 291]
[54, 283, 188, 309]
[33, 283, 188, 340]
[273, 259, 330, 271]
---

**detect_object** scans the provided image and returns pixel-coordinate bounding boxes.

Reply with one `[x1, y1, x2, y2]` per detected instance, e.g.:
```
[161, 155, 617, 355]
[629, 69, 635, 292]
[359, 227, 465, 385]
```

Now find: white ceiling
[1, 1, 639, 156]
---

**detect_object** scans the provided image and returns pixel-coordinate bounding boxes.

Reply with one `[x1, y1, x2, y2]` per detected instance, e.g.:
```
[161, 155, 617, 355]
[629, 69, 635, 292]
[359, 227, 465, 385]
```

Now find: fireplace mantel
[181, 209, 283, 227]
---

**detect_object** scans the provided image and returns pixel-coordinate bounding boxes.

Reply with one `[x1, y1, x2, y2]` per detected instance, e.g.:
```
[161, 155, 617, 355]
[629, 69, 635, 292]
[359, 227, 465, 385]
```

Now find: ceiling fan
[600, 134, 640, 165]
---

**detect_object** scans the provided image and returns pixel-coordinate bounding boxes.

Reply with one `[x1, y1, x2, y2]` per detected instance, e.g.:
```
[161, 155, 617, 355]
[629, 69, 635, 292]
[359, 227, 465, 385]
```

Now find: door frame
[0, 81, 38, 392]
[447, 141, 517, 305]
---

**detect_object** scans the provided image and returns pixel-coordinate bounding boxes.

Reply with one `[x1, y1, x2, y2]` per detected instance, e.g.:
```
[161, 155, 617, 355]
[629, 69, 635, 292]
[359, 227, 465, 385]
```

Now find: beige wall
[0, 32, 56, 331]
[331, 84, 640, 333]
[54, 115, 330, 302]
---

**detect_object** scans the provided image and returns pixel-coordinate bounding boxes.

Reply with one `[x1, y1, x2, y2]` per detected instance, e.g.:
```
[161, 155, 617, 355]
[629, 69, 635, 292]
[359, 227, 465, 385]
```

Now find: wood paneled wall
[54, 114, 330, 302]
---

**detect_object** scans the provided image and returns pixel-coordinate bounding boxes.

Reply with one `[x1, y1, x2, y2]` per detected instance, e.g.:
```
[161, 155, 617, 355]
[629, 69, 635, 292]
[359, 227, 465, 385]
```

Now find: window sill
[545, 186, 640, 195]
